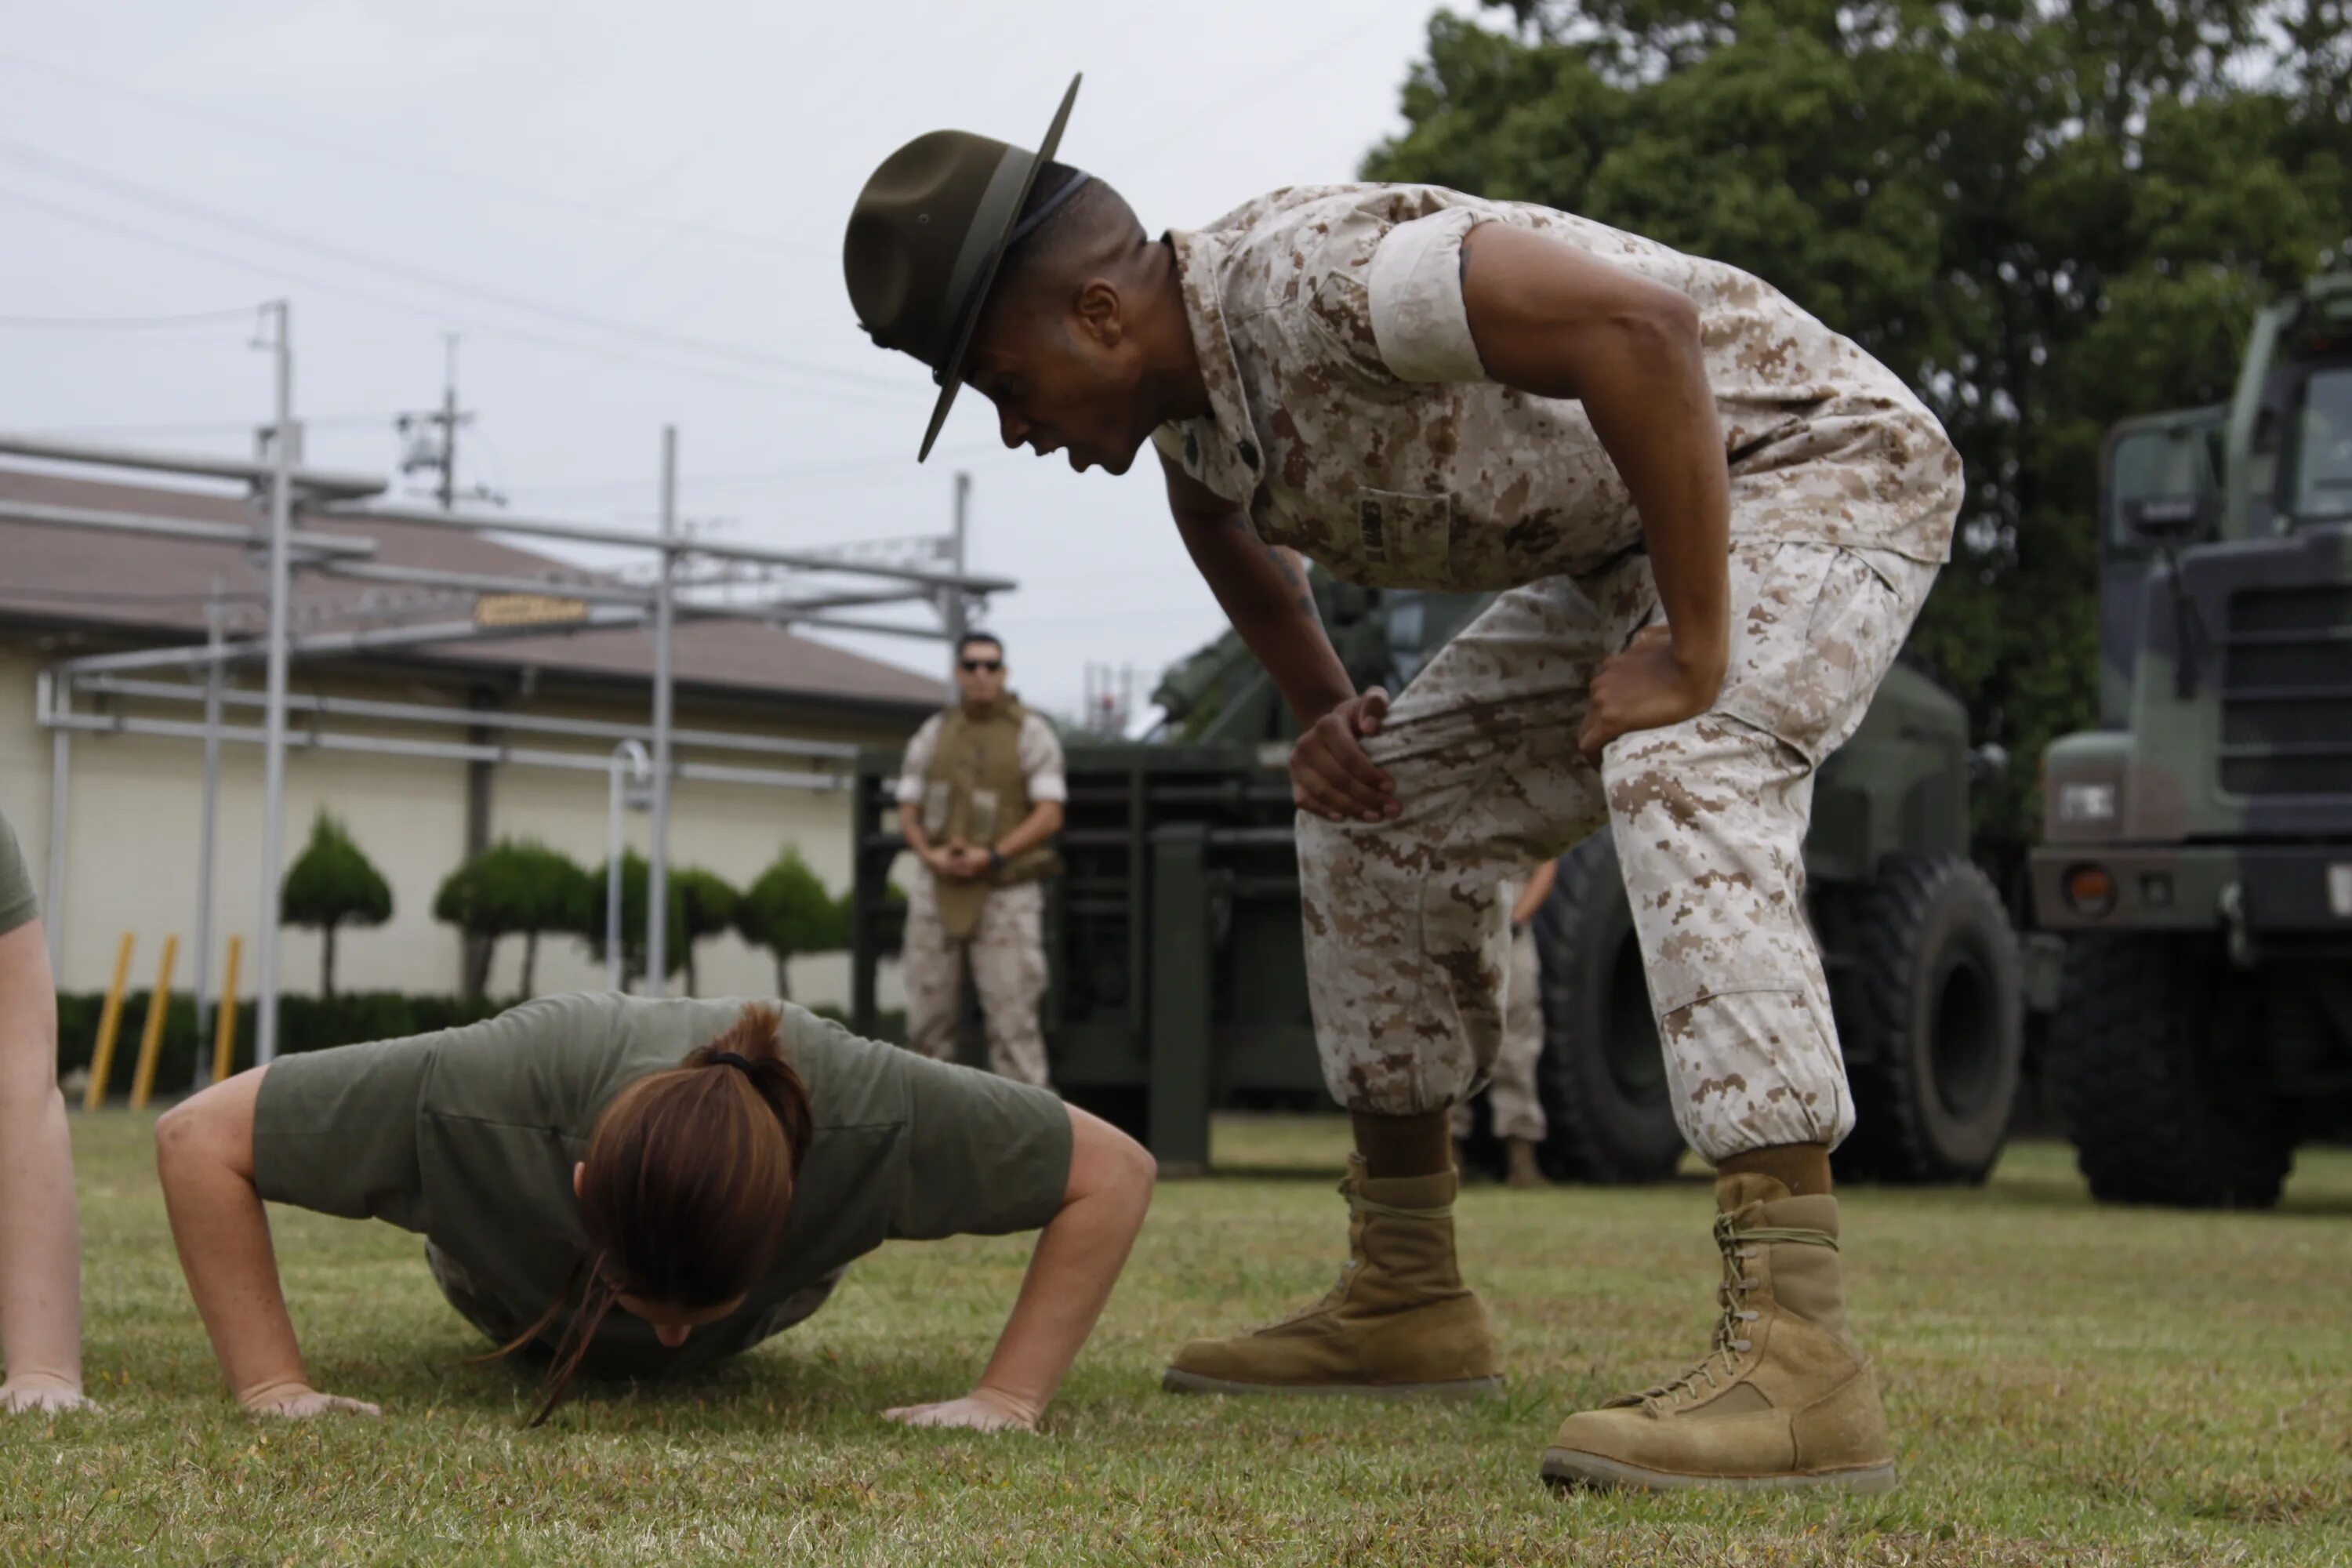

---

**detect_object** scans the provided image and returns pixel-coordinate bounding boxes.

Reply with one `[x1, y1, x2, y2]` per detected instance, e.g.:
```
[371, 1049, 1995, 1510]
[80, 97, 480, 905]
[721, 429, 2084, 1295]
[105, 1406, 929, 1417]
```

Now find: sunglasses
[960, 658, 1003, 673]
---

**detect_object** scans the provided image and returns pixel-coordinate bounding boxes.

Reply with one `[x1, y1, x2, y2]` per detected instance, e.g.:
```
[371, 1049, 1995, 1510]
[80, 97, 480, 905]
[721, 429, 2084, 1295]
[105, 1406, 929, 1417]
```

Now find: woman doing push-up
[154, 993, 1154, 1430]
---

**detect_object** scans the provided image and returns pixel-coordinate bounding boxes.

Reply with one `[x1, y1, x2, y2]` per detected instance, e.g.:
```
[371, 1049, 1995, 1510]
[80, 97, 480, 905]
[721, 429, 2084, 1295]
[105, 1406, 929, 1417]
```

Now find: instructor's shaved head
[965, 163, 1205, 477]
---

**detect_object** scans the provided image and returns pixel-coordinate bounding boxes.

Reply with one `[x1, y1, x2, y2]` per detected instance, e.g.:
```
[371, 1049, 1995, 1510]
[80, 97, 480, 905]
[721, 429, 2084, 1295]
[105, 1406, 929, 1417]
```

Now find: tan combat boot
[1162, 1157, 1501, 1398]
[1541, 1174, 1896, 1493]
[1504, 1137, 1546, 1189]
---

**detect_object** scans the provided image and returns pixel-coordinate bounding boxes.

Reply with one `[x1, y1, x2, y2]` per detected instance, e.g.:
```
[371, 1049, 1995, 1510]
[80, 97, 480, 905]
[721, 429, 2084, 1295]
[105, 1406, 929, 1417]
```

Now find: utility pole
[256, 301, 293, 1066]
[645, 426, 677, 995]
[396, 334, 503, 512]
[946, 470, 971, 680]
[401, 334, 505, 996]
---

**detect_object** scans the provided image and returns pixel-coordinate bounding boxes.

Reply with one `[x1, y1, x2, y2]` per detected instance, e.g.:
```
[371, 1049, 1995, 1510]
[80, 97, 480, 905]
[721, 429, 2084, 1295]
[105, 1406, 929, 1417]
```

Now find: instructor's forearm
[896, 803, 934, 856]
[155, 1087, 311, 1405]
[1199, 527, 1356, 723]
[1577, 322, 1731, 681]
[993, 800, 1062, 860]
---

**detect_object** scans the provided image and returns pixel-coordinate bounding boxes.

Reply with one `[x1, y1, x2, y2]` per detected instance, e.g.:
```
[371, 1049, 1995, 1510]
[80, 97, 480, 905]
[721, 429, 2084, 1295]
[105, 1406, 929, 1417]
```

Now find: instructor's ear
[572, 1161, 585, 1200]
[1076, 279, 1125, 348]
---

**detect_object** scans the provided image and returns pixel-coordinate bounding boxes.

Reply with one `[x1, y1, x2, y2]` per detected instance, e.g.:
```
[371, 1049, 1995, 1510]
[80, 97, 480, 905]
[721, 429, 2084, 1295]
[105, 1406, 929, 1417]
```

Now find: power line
[0, 304, 260, 331]
[0, 47, 818, 258]
[0, 181, 916, 405]
[505, 443, 999, 497]
[0, 136, 906, 390]
[21, 412, 397, 438]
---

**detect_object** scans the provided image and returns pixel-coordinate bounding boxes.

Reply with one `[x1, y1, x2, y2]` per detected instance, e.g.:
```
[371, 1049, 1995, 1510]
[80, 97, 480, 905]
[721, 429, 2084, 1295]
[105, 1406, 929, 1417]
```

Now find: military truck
[2032, 274, 2352, 1209]
[853, 571, 2024, 1185]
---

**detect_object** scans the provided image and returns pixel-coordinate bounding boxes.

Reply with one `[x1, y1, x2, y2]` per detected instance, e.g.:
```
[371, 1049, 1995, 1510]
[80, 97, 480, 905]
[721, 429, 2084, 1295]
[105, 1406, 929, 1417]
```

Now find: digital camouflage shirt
[1152, 184, 1964, 591]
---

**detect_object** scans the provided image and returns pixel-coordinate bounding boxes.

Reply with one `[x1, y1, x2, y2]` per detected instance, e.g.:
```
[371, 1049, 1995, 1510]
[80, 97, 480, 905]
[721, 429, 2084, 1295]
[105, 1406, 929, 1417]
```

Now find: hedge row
[57, 992, 901, 1102]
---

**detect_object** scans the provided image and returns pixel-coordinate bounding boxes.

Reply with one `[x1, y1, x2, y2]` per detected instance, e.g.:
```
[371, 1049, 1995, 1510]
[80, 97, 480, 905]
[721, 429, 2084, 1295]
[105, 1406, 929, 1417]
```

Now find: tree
[281, 811, 393, 1000]
[432, 840, 590, 998]
[578, 850, 688, 989]
[734, 848, 850, 999]
[1364, 0, 2351, 880]
[671, 868, 742, 994]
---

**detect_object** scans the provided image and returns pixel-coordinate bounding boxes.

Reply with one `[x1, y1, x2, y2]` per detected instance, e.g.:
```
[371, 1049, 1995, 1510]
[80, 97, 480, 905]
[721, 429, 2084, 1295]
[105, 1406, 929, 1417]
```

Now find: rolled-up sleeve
[893, 714, 943, 806]
[252, 1034, 438, 1232]
[1019, 715, 1068, 804]
[1366, 207, 1490, 384]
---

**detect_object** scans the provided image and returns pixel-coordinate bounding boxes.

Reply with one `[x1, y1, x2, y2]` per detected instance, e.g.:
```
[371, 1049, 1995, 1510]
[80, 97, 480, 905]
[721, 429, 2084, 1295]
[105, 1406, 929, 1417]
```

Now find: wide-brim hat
[844, 74, 1084, 460]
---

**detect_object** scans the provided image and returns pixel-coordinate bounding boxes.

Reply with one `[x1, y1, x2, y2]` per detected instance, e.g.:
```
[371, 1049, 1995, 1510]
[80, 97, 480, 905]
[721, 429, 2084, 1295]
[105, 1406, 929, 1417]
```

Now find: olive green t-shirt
[252, 993, 1073, 1374]
[0, 804, 38, 937]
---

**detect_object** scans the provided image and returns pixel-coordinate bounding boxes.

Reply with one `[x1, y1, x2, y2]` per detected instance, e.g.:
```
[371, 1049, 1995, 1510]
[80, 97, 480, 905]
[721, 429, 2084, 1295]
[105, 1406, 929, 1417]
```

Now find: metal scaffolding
[9, 305, 1003, 1068]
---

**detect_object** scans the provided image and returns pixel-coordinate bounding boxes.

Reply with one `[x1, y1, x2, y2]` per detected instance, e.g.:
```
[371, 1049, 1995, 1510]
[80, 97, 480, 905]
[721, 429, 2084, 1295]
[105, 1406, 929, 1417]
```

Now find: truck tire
[1531, 833, 1686, 1184]
[1834, 854, 2024, 1185]
[2048, 933, 2292, 1209]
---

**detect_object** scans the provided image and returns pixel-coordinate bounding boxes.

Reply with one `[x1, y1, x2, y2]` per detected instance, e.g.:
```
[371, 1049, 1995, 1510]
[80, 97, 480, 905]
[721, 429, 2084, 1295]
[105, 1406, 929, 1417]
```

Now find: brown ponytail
[499, 1003, 814, 1425]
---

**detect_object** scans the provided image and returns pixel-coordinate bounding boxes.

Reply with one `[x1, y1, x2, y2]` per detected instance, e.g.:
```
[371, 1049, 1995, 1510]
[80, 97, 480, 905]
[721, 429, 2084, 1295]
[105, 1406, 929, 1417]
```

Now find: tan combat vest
[919, 696, 1062, 939]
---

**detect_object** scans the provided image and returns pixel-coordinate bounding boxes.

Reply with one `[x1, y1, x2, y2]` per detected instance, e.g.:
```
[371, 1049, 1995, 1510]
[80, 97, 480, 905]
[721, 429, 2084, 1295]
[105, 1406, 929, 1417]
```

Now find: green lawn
[5, 1114, 2347, 1566]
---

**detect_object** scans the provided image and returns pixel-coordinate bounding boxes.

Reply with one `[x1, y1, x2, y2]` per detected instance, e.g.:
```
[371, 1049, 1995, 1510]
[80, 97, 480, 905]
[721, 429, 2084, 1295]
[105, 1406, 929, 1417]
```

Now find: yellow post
[128, 935, 180, 1111]
[210, 937, 243, 1086]
[82, 933, 136, 1112]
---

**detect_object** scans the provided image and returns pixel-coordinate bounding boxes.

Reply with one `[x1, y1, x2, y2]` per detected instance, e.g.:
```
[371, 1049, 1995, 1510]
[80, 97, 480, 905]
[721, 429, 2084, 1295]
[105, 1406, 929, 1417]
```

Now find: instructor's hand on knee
[1291, 690, 1399, 824]
[1579, 626, 1722, 763]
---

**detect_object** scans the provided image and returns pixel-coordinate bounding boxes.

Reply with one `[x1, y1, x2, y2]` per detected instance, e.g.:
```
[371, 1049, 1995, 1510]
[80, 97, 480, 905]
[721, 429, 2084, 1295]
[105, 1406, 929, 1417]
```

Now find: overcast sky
[0, 1, 1451, 726]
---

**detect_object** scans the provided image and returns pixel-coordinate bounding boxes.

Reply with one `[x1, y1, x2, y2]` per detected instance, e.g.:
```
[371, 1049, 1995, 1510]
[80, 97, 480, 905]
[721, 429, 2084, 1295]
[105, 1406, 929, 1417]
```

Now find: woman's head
[507, 1003, 812, 1423]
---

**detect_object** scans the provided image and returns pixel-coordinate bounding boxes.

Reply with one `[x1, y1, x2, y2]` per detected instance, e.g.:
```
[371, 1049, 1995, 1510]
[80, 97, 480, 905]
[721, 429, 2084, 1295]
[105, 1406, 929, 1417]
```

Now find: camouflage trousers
[1451, 916, 1547, 1145]
[1299, 539, 1938, 1161]
[902, 873, 1052, 1087]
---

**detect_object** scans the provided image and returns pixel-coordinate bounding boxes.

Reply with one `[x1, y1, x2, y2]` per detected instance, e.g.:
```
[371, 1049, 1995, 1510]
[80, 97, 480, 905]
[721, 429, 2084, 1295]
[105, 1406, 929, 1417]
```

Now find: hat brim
[917, 71, 1082, 462]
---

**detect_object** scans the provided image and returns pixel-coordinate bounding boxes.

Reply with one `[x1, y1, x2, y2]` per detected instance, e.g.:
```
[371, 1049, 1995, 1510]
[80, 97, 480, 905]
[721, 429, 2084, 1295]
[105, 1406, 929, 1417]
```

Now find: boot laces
[1622, 1214, 1837, 1416]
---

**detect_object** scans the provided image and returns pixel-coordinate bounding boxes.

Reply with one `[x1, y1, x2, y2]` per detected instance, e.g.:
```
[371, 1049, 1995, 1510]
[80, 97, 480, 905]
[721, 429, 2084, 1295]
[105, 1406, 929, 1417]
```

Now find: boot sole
[1161, 1369, 1503, 1400]
[1540, 1448, 1898, 1495]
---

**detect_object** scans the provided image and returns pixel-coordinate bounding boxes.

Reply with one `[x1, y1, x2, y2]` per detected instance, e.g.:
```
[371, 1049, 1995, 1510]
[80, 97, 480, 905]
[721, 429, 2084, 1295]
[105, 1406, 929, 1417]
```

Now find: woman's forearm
[154, 1078, 313, 1404]
[971, 1148, 1153, 1418]
[0, 921, 81, 1399]
[0, 1083, 82, 1394]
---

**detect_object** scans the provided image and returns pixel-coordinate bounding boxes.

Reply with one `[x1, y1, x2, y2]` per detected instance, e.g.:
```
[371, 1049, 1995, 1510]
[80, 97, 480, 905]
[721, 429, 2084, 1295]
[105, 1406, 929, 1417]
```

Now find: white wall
[2, 641, 913, 1014]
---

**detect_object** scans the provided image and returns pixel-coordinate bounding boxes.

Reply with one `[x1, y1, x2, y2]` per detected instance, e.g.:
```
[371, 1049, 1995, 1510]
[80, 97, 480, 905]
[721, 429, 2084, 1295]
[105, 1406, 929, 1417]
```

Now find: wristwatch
[985, 845, 1006, 873]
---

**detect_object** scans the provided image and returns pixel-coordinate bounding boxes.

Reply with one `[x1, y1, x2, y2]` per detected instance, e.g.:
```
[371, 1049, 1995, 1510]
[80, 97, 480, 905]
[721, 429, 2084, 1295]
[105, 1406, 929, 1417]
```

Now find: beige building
[0, 463, 945, 1009]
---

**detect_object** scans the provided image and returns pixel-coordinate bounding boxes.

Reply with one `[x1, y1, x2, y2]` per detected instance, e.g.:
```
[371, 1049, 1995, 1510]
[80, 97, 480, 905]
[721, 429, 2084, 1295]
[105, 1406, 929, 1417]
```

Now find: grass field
[3, 1115, 2347, 1566]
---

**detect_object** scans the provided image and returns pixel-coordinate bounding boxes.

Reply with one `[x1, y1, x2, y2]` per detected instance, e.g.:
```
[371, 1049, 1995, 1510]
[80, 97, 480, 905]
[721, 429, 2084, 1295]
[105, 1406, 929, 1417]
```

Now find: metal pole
[644, 426, 677, 995]
[191, 579, 224, 1087]
[43, 724, 67, 979]
[439, 335, 459, 513]
[947, 470, 971, 676]
[604, 741, 648, 993]
[255, 300, 293, 1065]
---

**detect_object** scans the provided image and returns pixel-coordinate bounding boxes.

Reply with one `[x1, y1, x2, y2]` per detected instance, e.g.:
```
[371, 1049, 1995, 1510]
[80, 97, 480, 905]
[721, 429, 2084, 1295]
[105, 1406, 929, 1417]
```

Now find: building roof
[0, 465, 950, 715]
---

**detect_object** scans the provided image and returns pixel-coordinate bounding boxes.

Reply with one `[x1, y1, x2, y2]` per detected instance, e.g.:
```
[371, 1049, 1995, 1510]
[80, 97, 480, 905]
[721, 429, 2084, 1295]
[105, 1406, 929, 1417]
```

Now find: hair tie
[710, 1051, 757, 1075]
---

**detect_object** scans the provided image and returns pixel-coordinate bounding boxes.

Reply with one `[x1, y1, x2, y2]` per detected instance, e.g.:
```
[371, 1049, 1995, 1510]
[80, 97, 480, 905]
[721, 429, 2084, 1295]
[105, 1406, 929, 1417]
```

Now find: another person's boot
[1163, 1156, 1501, 1397]
[1541, 1174, 1896, 1492]
[1504, 1137, 1545, 1189]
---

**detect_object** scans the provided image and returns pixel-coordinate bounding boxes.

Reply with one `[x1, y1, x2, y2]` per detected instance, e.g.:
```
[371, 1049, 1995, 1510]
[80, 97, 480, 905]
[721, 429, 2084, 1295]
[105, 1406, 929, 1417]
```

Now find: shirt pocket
[1355, 488, 1454, 586]
[921, 779, 953, 840]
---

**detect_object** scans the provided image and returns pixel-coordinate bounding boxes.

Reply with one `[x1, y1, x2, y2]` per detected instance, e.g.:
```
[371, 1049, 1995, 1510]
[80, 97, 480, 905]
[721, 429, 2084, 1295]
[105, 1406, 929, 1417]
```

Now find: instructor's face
[966, 288, 1151, 476]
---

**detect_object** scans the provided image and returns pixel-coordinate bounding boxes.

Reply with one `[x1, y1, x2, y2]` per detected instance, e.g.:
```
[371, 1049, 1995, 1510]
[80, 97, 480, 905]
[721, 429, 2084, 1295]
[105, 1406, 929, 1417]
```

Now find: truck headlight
[2058, 780, 2118, 824]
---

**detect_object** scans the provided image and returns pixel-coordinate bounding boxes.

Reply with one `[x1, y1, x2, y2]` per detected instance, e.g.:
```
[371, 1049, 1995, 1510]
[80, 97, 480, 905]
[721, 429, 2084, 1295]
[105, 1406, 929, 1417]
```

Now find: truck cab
[2033, 274, 2352, 1207]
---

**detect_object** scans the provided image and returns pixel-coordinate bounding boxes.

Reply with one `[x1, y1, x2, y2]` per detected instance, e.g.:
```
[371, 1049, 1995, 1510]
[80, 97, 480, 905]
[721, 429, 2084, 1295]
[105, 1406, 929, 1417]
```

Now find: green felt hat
[844, 74, 1085, 460]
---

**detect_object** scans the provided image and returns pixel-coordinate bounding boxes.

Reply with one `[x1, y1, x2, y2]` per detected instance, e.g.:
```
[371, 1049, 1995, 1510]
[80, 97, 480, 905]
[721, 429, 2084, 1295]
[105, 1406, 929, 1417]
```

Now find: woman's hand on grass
[881, 1386, 1039, 1433]
[0, 1375, 93, 1414]
[240, 1381, 379, 1420]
